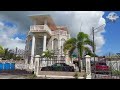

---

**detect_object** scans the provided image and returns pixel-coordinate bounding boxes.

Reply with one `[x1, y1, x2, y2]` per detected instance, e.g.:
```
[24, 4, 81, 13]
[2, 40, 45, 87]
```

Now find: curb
[36, 75, 85, 79]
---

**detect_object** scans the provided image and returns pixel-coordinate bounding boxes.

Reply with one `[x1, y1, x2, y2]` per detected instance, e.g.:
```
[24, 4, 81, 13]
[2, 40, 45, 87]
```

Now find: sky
[0, 11, 119, 56]
[101, 11, 120, 56]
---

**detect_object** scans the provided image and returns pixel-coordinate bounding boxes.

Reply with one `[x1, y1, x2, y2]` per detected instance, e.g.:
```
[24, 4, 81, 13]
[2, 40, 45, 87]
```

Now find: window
[98, 63, 106, 65]
[53, 38, 58, 52]
[61, 38, 66, 47]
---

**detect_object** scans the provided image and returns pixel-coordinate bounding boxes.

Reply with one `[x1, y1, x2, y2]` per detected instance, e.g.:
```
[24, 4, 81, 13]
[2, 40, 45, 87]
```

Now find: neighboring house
[24, 15, 71, 70]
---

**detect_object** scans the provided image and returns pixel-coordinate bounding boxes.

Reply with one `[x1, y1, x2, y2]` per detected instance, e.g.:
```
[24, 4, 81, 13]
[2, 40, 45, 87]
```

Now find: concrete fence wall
[0, 60, 30, 70]
[107, 61, 120, 71]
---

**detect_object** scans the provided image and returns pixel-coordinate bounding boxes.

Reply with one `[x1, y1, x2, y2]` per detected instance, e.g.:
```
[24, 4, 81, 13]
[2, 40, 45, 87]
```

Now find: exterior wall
[46, 33, 68, 55]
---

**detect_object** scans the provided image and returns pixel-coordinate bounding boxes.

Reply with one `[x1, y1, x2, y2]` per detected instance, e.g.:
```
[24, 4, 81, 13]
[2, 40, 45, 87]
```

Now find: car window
[98, 63, 106, 65]
[52, 63, 61, 66]
[52, 63, 57, 67]
[57, 64, 61, 66]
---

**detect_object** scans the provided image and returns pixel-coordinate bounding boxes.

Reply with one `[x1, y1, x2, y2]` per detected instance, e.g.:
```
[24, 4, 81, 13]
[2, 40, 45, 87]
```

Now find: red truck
[91, 62, 110, 74]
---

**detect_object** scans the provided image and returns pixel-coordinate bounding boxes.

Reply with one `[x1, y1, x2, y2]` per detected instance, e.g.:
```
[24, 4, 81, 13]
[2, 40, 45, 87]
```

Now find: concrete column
[25, 40, 28, 65]
[43, 35, 47, 51]
[30, 35, 35, 70]
[57, 37, 61, 61]
[85, 55, 91, 79]
[31, 35, 35, 56]
[34, 55, 40, 76]
[52, 40, 53, 50]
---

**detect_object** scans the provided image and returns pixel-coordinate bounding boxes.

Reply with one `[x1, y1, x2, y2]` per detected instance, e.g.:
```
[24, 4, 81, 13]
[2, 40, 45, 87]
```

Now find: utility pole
[15, 47, 18, 60]
[92, 27, 96, 77]
[92, 27, 95, 62]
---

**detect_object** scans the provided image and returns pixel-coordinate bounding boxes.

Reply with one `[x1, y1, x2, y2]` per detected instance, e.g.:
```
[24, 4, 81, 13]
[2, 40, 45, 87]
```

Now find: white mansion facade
[24, 15, 71, 70]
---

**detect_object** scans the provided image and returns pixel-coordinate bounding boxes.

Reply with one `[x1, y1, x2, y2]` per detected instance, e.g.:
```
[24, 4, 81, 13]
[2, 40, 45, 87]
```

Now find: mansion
[24, 15, 71, 70]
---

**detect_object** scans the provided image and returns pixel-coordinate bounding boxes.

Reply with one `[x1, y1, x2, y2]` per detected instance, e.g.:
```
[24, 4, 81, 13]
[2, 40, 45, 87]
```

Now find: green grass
[111, 70, 120, 76]
[26, 74, 36, 79]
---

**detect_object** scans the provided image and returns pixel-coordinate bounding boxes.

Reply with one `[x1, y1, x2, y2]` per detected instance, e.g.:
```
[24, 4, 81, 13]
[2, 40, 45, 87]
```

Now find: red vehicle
[91, 62, 110, 74]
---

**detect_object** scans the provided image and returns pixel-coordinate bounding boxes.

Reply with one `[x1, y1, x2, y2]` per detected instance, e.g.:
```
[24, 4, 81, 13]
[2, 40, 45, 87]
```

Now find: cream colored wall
[46, 34, 69, 53]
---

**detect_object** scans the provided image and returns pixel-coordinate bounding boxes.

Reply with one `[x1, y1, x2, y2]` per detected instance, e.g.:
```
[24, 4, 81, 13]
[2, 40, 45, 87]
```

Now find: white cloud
[0, 22, 25, 49]
[0, 36, 25, 50]
[0, 11, 106, 54]
[0, 21, 4, 30]
[53, 11, 106, 54]
[0, 21, 4, 27]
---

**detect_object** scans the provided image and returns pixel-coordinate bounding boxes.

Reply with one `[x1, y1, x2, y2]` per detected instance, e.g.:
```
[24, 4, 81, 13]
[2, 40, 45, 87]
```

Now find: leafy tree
[0, 45, 5, 57]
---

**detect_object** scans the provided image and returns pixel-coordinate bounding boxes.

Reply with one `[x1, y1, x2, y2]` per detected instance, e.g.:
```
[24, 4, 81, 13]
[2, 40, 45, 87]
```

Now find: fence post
[85, 55, 91, 79]
[34, 55, 40, 76]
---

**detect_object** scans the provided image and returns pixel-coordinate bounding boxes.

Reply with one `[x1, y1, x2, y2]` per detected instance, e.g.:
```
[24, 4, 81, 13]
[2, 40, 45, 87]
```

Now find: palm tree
[0, 45, 5, 57]
[63, 32, 95, 71]
[4, 48, 11, 59]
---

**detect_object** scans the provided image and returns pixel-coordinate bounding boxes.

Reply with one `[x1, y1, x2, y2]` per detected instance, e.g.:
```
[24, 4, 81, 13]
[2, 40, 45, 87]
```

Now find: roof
[57, 26, 69, 33]
[29, 15, 69, 32]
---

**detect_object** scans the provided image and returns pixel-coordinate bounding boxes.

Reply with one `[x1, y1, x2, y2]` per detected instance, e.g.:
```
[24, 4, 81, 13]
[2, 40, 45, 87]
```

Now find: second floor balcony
[30, 25, 52, 35]
[30, 25, 69, 37]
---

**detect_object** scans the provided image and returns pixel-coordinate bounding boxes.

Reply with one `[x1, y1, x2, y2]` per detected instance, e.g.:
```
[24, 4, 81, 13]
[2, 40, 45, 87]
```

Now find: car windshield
[52, 63, 67, 67]
[52, 63, 62, 67]
[98, 63, 106, 65]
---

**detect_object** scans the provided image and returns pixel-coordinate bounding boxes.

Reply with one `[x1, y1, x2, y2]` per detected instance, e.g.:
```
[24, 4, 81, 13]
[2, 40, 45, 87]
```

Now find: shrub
[28, 74, 36, 79]
[112, 70, 120, 76]
[73, 72, 79, 79]
[2, 58, 6, 60]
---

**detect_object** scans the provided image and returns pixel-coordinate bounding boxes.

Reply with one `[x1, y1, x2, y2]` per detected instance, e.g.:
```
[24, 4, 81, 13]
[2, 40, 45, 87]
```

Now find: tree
[0, 45, 5, 57]
[4, 48, 16, 60]
[63, 32, 95, 71]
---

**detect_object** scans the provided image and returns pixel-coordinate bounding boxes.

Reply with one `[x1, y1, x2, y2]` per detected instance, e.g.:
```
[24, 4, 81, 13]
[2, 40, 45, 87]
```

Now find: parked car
[41, 63, 74, 72]
[91, 62, 110, 74]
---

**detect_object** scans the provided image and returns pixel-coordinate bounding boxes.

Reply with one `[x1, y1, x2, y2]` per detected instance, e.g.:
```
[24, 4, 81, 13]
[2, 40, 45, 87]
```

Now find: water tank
[10, 63, 15, 70]
[4, 63, 11, 70]
[0, 63, 3, 70]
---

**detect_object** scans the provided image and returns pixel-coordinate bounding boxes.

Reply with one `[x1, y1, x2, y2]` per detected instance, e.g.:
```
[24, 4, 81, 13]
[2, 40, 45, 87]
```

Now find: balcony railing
[30, 25, 52, 35]
[52, 30, 67, 36]
[30, 25, 69, 36]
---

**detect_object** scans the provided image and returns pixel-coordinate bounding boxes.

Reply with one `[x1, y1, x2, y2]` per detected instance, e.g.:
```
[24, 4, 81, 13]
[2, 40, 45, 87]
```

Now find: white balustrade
[30, 25, 68, 36]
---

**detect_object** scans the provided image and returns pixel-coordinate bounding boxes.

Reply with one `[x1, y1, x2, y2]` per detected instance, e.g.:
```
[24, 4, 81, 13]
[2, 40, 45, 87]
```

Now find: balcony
[30, 25, 52, 35]
[52, 30, 68, 36]
[30, 25, 69, 37]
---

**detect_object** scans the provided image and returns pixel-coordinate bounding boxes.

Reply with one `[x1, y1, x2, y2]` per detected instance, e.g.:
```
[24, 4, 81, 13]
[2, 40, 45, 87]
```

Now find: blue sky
[101, 11, 120, 55]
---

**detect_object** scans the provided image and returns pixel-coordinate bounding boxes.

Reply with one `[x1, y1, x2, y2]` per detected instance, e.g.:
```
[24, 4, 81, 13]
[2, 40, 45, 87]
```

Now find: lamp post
[92, 12, 119, 77]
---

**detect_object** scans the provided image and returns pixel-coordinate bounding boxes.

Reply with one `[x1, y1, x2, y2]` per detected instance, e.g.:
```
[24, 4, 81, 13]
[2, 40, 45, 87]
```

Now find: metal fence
[92, 57, 120, 79]
[33, 55, 66, 71]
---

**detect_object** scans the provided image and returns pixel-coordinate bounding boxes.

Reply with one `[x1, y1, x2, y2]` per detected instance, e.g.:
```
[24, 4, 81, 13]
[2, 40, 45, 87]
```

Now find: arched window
[61, 38, 66, 54]
[53, 38, 58, 51]
[61, 38, 66, 47]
